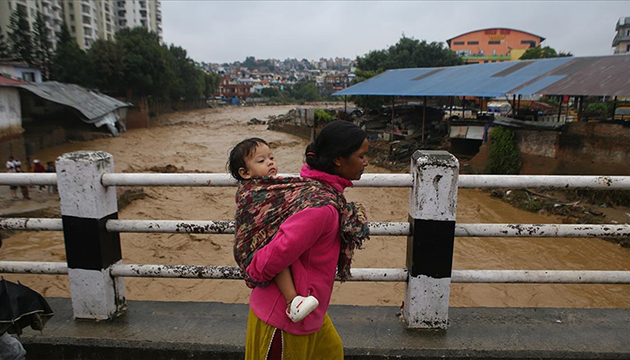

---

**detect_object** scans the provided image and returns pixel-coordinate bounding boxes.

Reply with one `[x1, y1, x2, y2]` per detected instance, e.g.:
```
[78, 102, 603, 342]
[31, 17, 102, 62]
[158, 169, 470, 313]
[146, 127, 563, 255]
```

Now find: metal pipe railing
[3, 218, 629, 239]
[4, 173, 630, 190]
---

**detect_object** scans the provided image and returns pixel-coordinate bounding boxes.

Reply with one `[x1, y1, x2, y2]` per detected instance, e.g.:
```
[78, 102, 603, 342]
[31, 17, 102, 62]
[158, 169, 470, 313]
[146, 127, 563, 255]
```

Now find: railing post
[404, 150, 459, 329]
[56, 151, 126, 320]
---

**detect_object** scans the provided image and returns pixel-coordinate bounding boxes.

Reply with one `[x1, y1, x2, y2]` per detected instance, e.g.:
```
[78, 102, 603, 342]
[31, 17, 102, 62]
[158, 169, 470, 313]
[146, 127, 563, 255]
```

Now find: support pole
[558, 96, 564, 122]
[403, 150, 459, 329]
[391, 97, 395, 140]
[344, 96, 347, 114]
[57, 151, 126, 320]
[422, 96, 427, 142]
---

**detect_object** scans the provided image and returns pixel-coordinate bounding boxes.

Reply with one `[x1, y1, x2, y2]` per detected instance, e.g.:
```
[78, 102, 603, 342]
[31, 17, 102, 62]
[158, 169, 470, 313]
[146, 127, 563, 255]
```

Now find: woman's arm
[246, 205, 338, 284]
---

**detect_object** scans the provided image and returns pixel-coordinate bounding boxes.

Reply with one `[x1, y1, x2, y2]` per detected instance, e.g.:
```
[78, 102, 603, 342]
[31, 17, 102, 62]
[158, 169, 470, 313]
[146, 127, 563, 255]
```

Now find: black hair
[305, 120, 367, 175]
[227, 137, 269, 180]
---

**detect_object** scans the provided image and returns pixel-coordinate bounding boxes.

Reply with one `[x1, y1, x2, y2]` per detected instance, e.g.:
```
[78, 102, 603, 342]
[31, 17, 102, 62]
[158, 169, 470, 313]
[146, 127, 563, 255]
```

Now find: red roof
[0, 75, 26, 86]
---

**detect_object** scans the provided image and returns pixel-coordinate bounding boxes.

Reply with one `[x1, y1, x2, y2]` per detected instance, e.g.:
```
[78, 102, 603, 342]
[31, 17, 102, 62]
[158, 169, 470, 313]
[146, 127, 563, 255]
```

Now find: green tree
[0, 29, 9, 58]
[204, 72, 222, 98]
[291, 81, 319, 102]
[168, 45, 204, 100]
[353, 35, 462, 110]
[115, 27, 173, 99]
[7, 6, 34, 64]
[485, 126, 521, 175]
[88, 39, 126, 95]
[33, 11, 54, 79]
[261, 87, 279, 98]
[519, 46, 573, 60]
[50, 23, 93, 86]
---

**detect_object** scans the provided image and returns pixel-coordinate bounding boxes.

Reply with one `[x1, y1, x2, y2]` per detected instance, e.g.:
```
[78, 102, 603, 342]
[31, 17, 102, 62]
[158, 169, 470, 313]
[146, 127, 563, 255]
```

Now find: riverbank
[1, 105, 629, 309]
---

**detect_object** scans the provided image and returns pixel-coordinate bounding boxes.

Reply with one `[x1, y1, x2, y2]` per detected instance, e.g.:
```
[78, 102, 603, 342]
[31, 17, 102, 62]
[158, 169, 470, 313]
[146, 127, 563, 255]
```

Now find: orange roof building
[446, 28, 545, 64]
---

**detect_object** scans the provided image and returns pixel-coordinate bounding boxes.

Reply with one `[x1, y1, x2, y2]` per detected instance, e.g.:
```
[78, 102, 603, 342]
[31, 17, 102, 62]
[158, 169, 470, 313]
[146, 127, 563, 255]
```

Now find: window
[22, 72, 35, 82]
[82, 15, 90, 24]
[521, 40, 537, 47]
[70, 14, 74, 21]
[82, 4, 89, 13]
[467, 41, 479, 45]
[453, 41, 465, 45]
[627, 44, 630, 52]
[492, 49, 497, 56]
[488, 40, 501, 45]
[69, 2, 73, 9]
[627, 29, 630, 36]
[71, 25, 75, 32]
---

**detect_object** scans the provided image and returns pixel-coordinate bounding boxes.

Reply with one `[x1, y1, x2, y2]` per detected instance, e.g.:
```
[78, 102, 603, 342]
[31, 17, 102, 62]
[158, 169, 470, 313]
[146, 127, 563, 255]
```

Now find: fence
[1, 150, 630, 329]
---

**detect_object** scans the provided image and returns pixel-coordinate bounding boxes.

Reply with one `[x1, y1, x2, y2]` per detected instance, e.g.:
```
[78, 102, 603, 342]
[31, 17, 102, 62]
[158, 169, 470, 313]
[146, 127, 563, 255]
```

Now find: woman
[238, 120, 370, 360]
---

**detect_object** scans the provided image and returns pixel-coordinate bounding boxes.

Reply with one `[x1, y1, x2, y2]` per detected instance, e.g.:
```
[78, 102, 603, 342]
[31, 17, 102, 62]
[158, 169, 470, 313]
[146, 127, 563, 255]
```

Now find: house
[446, 28, 545, 64]
[0, 61, 43, 83]
[0, 76, 131, 162]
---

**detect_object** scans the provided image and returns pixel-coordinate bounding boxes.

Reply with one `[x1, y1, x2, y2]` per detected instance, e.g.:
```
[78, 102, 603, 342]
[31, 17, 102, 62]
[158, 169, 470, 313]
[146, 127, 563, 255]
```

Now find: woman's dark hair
[305, 120, 367, 174]
[227, 138, 269, 180]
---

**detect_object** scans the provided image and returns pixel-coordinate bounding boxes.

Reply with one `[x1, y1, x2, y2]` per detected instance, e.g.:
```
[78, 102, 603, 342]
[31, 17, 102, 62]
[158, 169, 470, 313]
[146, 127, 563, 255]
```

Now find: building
[612, 17, 630, 54]
[0, 0, 161, 52]
[446, 28, 545, 64]
[115, 0, 162, 42]
[0, 61, 43, 82]
[0, 0, 63, 51]
[62, 0, 116, 50]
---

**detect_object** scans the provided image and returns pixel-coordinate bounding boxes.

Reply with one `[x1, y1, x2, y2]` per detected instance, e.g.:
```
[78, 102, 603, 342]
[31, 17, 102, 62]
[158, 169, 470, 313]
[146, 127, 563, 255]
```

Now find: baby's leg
[274, 267, 298, 304]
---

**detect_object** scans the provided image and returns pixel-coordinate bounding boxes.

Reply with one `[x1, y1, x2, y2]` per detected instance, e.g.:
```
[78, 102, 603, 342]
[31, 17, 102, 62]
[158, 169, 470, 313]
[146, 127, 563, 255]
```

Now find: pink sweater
[246, 165, 352, 335]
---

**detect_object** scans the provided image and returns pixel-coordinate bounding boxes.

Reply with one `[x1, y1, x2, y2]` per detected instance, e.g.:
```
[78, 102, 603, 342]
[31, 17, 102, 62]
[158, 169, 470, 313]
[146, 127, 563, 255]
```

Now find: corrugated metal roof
[334, 54, 630, 98]
[5, 81, 131, 121]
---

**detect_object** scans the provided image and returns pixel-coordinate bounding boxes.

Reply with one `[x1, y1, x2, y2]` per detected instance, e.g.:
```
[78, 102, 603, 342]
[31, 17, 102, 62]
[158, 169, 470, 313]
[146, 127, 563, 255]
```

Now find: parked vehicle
[613, 106, 630, 121]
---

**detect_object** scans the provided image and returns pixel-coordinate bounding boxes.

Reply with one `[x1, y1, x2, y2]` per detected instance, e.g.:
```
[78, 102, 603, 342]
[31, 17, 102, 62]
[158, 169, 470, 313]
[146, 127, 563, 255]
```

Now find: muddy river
[1, 105, 629, 308]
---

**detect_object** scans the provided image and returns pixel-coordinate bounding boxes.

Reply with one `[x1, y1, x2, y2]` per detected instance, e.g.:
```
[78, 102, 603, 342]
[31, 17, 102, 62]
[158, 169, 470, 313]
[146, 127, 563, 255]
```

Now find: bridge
[1, 150, 629, 359]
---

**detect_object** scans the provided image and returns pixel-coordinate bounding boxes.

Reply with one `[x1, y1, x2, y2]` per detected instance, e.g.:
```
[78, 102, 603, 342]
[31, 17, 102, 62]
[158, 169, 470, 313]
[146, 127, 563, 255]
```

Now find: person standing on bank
[240, 120, 370, 360]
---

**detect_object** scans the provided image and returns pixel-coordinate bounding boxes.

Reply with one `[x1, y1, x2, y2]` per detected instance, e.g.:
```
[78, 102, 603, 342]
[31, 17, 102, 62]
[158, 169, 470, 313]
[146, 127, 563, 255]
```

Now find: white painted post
[56, 151, 126, 320]
[403, 150, 459, 329]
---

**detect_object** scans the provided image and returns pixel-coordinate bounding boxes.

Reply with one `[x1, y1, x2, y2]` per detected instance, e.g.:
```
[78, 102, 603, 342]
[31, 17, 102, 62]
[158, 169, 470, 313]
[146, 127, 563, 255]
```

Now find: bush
[314, 109, 335, 123]
[485, 126, 521, 174]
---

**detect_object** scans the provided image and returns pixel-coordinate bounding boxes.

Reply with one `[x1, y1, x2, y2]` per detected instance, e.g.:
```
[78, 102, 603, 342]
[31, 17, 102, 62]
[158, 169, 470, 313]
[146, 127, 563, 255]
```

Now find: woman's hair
[305, 120, 367, 174]
[227, 137, 269, 180]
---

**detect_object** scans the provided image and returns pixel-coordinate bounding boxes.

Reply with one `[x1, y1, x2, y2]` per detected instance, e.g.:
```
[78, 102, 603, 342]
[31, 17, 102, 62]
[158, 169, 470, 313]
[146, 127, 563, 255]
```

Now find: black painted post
[403, 150, 459, 329]
[57, 151, 126, 320]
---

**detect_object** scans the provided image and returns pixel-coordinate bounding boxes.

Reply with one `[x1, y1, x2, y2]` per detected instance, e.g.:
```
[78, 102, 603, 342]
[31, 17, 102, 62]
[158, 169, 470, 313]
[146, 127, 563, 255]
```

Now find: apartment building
[612, 17, 630, 54]
[115, 0, 162, 41]
[1, 0, 161, 52]
[0, 0, 63, 50]
[446, 28, 545, 64]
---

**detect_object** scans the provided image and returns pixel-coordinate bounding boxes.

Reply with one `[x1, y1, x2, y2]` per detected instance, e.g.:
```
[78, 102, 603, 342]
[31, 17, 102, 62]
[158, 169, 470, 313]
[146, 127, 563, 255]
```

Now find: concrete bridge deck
[16, 297, 630, 359]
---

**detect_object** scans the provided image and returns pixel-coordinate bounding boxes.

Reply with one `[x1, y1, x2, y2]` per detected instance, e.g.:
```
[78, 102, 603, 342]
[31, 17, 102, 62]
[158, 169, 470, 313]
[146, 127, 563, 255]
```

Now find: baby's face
[239, 144, 278, 179]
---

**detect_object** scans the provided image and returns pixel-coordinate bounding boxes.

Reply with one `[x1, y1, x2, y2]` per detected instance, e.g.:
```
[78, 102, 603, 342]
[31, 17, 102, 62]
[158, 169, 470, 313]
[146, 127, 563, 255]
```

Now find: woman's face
[334, 139, 369, 181]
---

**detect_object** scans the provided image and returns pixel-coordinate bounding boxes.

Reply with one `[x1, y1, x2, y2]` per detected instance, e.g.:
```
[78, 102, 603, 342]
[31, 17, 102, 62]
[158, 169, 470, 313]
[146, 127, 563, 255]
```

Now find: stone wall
[469, 122, 630, 175]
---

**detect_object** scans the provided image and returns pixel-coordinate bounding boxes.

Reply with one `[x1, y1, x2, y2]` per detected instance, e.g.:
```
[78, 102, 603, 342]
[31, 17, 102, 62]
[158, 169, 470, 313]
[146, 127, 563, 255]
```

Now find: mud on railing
[1, 150, 630, 328]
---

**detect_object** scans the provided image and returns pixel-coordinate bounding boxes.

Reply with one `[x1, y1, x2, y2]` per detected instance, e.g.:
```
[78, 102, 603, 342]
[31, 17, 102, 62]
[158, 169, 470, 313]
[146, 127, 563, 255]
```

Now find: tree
[7, 6, 34, 64]
[204, 72, 222, 98]
[88, 39, 126, 95]
[353, 35, 463, 110]
[291, 81, 319, 102]
[0, 29, 9, 58]
[114, 27, 174, 99]
[33, 11, 54, 79]
[50, 23, 93, 86]
[519, 46, 573, 60]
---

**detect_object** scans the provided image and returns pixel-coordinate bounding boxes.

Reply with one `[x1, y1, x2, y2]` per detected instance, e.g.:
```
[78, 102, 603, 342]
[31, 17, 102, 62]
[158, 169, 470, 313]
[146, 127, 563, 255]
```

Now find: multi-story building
[115, 0, 162, 41]
[0, 0, 161, 52]
[0, 0, 63, 50]
[446, 28, 545, 64]
[612, 17, 630, 54]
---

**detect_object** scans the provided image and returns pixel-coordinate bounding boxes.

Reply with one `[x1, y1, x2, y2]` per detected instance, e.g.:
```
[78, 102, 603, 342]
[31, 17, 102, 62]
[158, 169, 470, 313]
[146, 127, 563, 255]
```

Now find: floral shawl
[233, 175, 369, 288]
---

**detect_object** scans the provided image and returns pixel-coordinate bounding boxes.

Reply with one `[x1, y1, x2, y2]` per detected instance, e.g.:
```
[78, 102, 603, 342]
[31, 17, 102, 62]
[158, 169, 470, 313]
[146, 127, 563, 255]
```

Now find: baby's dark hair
[227, 137, 269, 180]
[305, 120, 367, 175]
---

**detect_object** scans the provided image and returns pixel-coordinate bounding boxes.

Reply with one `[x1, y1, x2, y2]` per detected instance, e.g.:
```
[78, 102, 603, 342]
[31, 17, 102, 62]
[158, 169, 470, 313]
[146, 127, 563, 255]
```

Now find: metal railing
[1, 150, 629, 328]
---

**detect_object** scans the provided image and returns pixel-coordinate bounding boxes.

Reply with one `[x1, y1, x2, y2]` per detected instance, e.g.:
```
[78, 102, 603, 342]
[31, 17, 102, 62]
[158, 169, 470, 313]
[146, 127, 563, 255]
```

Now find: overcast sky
[162, 1, 629, 64]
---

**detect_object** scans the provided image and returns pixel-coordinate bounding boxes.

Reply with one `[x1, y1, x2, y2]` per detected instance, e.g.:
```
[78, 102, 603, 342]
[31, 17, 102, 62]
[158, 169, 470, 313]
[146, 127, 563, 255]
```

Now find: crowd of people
[5, 156, 57, 201]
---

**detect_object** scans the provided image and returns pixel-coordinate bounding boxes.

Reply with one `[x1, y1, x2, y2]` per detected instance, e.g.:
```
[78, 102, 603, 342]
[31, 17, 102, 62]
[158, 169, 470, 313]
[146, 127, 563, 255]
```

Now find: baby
[228, 137, 319, 322]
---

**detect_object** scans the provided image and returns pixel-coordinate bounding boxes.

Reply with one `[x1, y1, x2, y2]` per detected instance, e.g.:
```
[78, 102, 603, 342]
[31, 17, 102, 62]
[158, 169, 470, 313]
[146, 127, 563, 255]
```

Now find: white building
[115, 0, 162, 41]
[612, 16, 630, 54]
[0, 0, 63, 50]
[0, 0, 162, 52]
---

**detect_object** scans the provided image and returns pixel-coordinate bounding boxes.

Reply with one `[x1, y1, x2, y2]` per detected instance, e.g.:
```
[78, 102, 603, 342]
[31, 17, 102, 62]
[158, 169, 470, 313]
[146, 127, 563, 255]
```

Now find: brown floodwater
[1, 105, 629, 308]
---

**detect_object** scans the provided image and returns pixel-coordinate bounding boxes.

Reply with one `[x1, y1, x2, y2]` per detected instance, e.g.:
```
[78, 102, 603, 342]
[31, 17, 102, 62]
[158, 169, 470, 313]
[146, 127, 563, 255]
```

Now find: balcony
[612, 34, 630, 47]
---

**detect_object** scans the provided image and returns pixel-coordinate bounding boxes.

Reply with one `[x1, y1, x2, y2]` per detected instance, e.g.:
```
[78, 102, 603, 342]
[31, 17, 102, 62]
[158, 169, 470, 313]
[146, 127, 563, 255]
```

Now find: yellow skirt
[245, 309, 343, 360]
